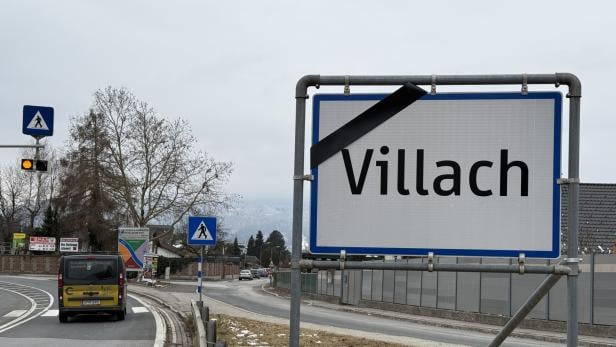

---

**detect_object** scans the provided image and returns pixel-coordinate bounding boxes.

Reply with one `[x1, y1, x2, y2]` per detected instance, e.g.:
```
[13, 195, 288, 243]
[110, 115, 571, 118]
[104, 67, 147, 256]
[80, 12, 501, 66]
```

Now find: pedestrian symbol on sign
[187, 216, 216, 246]
[191, 221, 213, 241]
[26, 111, 50, 130]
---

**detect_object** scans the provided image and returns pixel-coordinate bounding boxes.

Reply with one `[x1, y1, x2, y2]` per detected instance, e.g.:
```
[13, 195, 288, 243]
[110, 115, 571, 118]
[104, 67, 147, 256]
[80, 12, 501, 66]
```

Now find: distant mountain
[221, 198, 295, 245]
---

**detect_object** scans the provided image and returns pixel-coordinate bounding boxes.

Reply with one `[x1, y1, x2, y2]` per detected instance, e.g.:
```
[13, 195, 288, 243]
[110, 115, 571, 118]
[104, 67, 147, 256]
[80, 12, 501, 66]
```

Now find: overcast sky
[1, 0, 615, 207]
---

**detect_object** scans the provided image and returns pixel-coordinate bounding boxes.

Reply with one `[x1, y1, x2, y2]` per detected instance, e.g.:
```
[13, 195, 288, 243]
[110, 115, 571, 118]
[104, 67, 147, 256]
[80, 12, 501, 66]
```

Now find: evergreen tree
[39, 205, 59, 238]
[247, 235, 255, 256]
[54, 110, 120, 250]
[255, 230, 264, 263]
[262, 230, 287, 267]
[232, 236, 241, 256]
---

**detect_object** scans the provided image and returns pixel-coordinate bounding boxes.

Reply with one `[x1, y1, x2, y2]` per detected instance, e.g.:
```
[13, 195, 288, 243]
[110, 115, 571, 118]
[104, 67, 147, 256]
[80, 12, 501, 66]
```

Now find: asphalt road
[0, 275, 156, 347]
[168, 277, 562, 347]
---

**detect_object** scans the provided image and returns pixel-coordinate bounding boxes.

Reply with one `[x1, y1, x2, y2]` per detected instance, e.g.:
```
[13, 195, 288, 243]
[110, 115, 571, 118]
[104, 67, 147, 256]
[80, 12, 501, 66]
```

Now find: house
[561, 183, 616, 254]
[155, 241, 185, 258]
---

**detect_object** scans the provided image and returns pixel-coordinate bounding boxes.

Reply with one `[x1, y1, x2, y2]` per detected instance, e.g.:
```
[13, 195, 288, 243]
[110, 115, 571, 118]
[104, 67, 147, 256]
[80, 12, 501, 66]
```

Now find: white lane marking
[3, 310, 27, 317]
[132, 307, 149, 314]
[128, 293, 166, 347]
[0, 288, 37, 331]
[0, 281, 54, 334]
[42, 309, 59, 317]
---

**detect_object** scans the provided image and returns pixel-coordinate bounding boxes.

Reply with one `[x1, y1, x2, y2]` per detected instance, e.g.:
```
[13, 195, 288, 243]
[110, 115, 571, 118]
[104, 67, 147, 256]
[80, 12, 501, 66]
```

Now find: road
[166, 277, 562, 347]
[0, 275, 156, 347]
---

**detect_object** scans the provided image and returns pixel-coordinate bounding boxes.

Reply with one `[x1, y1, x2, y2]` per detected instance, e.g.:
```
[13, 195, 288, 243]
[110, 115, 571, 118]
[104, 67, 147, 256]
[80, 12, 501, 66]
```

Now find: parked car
[239, 269, 253, 281]
[250, 268, 260, 278]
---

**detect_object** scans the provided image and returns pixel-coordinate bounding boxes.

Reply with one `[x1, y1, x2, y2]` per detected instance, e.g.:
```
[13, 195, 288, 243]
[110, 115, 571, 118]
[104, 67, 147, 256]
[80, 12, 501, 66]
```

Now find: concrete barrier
[191, 300, 207, 347]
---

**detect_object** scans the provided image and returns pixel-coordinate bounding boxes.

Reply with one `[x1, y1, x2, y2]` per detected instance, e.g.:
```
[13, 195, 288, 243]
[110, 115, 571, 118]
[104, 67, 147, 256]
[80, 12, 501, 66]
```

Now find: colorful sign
[143, 253, 159, 282]
[12, 233, 27, 252]
[118, 227, 149, 270]
[29, 236, 56, 251]
[59, 238, 79, 252]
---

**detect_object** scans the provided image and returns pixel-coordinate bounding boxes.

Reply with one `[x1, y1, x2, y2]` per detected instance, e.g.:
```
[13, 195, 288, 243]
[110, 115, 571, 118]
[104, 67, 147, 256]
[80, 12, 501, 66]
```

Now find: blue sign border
[187, 216, 217, 246]
[310, 92, 562, 258]
[22, 105, 54, 137]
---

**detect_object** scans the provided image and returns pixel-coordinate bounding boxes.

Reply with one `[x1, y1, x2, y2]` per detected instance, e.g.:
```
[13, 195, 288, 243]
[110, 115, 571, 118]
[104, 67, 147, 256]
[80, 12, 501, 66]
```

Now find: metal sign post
[199, 246, 204, 303]
[291, 74, 581, 347]
[187, 216, 217, 305]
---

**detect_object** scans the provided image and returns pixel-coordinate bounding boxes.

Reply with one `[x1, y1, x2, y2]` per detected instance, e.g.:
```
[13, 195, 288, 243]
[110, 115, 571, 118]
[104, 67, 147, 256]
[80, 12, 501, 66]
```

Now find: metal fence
[275, 271, 318, 294]
[307, 255, 616, 326]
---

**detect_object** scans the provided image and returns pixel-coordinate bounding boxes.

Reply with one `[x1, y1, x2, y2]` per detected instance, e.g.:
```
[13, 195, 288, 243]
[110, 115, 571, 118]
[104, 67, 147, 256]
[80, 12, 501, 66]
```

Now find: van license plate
[82, 299, 100, 305]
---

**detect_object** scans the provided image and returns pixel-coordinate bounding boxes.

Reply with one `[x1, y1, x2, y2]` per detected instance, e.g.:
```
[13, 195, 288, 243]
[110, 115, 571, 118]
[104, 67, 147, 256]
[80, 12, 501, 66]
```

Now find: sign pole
[566, 79, 582, 347]
[199, 246, 203, 303]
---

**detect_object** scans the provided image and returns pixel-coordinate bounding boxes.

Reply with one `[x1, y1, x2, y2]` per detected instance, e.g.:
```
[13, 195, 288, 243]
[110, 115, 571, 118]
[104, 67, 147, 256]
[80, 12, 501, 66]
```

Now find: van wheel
[59, 312, 68, 323]
[116, 308, 126, 321]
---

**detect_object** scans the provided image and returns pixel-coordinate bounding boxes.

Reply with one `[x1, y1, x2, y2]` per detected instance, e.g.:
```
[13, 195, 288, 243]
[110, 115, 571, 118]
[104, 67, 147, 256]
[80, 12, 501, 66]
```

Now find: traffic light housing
[35, 160, 48, 172]
[21, 159, 34, 171]
[20, 159, 48, 172]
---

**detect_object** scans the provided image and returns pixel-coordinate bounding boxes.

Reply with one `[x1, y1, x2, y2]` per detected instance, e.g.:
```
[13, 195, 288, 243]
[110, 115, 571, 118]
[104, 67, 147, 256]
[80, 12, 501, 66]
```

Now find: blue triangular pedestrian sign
[187, 216, 216, 245]
[191, 221, 213, 241]
[23, 105, 54, 137]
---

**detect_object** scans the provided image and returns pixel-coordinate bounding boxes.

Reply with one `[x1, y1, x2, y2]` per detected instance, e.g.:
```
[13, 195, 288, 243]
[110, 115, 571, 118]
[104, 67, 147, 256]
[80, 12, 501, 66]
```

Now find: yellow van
[57, 254, 127, 322]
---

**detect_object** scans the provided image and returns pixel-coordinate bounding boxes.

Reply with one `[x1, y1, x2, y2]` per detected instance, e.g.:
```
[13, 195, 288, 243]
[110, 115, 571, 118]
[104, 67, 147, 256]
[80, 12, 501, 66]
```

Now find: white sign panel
[60, 238, 79, 252]
[29, 236, 56, 252]
[118, 227, 149, 240]
[311, 92, 561, 258]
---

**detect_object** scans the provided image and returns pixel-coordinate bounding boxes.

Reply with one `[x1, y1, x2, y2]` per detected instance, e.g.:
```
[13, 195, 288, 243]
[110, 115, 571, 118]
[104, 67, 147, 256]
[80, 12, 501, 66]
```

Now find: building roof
[156, 241, 189, 257]
[561, 183, 616, 253]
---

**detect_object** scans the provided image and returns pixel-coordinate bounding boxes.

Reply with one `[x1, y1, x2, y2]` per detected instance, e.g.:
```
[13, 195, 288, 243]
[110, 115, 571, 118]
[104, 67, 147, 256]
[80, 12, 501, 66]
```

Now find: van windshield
[65, 258, 117, 284]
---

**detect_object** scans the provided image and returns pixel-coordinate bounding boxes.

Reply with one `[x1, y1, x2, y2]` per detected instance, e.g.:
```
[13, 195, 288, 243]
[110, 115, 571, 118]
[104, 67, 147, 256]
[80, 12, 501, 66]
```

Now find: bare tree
[19, 143, 54, 231]
[0, 166, 27, 242]
[91, 87, 233, 234]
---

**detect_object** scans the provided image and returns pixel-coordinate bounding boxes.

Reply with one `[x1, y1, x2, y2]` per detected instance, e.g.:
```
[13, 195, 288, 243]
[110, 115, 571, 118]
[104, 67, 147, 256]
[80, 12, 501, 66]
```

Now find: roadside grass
[214, 313, 408, 347]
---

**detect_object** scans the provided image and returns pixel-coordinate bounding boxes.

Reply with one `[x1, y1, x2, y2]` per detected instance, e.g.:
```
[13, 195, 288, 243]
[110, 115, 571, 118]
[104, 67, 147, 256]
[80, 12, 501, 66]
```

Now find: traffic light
[35, 160, 48, 172]
[21, 159, 34, 171]
[20, 159, 48, 172]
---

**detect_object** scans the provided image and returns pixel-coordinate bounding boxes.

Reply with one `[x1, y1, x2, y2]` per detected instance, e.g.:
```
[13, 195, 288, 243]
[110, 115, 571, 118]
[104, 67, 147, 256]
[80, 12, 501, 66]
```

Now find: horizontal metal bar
[300, 260, 570, 275]
[296, 73, 581, 98]
[0, 144, 45, 148]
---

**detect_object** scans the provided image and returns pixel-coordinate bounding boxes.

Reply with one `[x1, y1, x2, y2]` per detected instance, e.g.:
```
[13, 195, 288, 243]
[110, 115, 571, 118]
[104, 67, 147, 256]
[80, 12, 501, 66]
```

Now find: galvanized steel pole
[300, 260, 571, 275]
[290, 76, 316, 347]
[0, 144, 45, 148]
[566, 77, 582, 347]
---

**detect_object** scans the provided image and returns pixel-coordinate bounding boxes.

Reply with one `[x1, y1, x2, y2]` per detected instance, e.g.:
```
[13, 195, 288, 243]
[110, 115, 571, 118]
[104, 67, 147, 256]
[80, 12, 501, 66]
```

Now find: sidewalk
[129, 280, 616, 347]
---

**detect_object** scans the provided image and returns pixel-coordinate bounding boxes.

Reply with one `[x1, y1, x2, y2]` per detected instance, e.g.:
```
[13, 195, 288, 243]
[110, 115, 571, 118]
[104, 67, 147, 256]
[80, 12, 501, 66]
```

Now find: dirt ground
[214, 313, 409, 347]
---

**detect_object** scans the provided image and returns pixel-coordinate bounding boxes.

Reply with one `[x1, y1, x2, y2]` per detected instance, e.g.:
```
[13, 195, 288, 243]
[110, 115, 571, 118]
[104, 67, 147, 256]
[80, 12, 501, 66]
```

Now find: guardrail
[191, 300, 227, 347]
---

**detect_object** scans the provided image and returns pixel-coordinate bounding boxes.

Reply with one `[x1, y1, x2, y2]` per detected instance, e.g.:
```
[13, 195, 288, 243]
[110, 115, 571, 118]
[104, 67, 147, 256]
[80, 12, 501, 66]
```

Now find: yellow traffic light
[21, 159, 34, 170]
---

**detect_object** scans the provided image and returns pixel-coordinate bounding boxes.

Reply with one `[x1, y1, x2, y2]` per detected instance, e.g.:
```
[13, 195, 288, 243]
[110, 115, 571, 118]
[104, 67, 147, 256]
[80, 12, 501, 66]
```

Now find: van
[57, 254, 127, 323]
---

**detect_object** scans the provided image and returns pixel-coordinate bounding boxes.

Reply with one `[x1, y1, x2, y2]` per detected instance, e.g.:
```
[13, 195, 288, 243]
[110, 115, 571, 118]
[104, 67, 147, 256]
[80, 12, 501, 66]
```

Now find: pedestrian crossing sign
[23, 105, 54, 137]
[187, 216, 216, 245]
